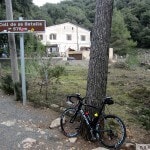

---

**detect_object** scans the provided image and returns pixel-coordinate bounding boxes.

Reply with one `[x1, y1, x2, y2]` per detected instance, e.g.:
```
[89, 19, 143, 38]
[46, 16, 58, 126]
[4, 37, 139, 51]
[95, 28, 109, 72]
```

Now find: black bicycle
[60, 94, 126, 149]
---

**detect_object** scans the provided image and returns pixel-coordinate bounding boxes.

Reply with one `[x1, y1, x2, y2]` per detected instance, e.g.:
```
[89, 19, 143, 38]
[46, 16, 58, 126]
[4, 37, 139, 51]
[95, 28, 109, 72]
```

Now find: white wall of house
[37, 22, 91, 56]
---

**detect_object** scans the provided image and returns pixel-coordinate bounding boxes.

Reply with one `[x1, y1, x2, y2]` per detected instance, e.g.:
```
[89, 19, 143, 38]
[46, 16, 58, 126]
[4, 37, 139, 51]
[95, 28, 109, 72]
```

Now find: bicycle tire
[96, 115, 126, 149]
[60, 108, 81, 137]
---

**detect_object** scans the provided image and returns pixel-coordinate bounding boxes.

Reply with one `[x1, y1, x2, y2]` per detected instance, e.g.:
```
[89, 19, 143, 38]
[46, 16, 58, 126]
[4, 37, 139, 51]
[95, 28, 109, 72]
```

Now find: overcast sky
[33, 0, 64, 6]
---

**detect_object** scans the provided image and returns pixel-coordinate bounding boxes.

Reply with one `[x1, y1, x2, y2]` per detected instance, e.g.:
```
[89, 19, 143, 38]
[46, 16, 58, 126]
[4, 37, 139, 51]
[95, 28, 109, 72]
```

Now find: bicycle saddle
[103, 97, 114, 105]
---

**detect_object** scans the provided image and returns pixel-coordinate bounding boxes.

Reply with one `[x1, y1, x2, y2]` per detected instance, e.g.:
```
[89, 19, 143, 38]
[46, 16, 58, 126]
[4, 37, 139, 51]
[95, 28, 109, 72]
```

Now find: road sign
[0, 20, 46, 33]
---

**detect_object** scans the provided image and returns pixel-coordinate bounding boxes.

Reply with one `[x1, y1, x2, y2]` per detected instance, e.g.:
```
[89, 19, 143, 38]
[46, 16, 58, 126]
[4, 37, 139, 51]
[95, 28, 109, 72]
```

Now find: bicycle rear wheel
[96, 115, 126, 149]
[60, 108, 81, 137]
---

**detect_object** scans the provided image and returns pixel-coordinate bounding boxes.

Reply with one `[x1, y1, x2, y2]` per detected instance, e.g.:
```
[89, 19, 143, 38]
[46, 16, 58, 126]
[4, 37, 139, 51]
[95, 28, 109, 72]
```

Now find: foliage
[128, 86, 150, 130]
[0, 0, 150, 52]
[128, 86, 150, 101]
[115, 0, 150, 48]
[113, 61, 129, 69]
[38, 58, 66, 81]
[24, 34, 45, 57]
[0, 74, 28, 101]
[0, 74, 14, 94]
[138, 108, 150, 130]
[31, 5, 53, 26]
[12, 0, 33, 19]
[0, 1, 5, 20]
[111, 9, 136, 55]
[26, 57, 66, 105]
[125, 53, 140, 68]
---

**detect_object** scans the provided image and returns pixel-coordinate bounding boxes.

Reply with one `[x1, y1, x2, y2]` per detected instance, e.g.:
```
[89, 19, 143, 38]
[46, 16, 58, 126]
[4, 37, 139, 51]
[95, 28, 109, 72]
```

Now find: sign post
[0, 19, 46, 105]
[19, 17, 26, 105]
[20, 32, 26, 105]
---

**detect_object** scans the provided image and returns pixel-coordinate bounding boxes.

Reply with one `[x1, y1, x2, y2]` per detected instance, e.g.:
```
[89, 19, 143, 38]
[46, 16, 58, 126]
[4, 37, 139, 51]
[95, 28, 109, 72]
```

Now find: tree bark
[80, 0, 114, 140]
[86, 0, 114, 106]
[5, 0, 20, 99]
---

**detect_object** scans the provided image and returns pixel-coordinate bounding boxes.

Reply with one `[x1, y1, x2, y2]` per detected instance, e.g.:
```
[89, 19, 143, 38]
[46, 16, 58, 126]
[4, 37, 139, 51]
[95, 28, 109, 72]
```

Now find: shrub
[113, 62, 129, 69]
[27, 57, 66, 105]
[128, 86, 150, 130]
[138, 108, 150, 130]
[0, 74, 28, 101]
[0, 74, 14, 94]
[125, 54, 140, 68]
[128, 86, 150, 102]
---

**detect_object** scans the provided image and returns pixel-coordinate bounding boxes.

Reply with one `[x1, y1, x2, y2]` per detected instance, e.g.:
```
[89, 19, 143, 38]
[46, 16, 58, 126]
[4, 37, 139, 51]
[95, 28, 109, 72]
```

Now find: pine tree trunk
[81, 0, 114, 140]
[5, 0, 20, 100]
[86, 0, 114, 106]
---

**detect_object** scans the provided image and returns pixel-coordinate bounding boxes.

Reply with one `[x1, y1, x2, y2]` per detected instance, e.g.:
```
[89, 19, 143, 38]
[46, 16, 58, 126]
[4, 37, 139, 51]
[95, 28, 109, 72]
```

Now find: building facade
[37, 22, 91, 57]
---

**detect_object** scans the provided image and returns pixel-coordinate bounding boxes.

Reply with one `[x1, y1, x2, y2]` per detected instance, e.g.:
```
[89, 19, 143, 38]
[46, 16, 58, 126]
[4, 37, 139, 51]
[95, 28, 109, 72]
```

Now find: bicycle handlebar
[66, 93, 114, 107]
[67, 93, 84, 104]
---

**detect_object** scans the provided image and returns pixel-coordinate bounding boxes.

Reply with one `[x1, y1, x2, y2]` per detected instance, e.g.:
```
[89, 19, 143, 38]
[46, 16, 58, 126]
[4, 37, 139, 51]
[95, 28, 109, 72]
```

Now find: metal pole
[5, 0, 20, 100]
[76, 25, 79, 51]
[19, 17, 27, 105]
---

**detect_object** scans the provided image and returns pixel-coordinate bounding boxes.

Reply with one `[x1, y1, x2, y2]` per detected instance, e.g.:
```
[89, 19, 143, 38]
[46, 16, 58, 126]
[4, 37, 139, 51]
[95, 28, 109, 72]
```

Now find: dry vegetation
[0, 58, 150, 144]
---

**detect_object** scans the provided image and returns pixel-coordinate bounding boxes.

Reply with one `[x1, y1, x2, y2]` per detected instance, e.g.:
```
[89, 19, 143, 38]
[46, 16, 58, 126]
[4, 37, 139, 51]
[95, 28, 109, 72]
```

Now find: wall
[38, 22, 91, 55]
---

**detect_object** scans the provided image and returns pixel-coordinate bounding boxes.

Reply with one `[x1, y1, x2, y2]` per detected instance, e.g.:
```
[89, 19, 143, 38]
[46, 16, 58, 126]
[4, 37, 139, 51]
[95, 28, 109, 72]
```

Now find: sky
[33, 0, 64, 7]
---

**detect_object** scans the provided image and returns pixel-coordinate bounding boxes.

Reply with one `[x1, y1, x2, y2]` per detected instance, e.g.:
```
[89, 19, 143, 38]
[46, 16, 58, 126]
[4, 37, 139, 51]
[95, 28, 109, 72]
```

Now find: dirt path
[0, 91, 99, 150]
[1, 91, 149, 150]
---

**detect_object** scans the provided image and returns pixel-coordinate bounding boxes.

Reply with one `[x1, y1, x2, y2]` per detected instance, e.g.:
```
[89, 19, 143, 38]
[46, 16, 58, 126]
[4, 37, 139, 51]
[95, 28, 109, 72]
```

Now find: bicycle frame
[63, 94, 126, 148]
[71, 99, 106, 136]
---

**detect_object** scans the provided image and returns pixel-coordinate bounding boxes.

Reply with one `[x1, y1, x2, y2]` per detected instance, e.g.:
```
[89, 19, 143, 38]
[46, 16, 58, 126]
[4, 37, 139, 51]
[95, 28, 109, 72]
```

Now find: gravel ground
[0, 91, 98, 150]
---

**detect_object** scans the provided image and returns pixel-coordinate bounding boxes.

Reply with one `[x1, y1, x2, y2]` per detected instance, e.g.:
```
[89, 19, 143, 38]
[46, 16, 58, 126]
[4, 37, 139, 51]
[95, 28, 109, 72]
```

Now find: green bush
[27, 57, 66, 105]
[128, 86, 150, 130]
[0, 74, 14, 95]
[126, 54, 140, 68]
[139, 108, 150, 130]
[113, 62, 129, 69]
[0, 74, 28, 101]
[128, 86, 150, 102]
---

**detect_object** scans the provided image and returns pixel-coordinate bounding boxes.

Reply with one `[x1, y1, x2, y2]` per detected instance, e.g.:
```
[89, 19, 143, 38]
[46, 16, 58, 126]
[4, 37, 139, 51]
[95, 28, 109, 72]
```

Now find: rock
[60, 107, 66, 111]
[50, 118, 60, 128]
[37, 128, 46, 135]
[68, 147, 76, 150]
[21, 138, 36, 149]
[92, 147, 109, 150]
[25, 127, 34, 132]
[69, 137, 77, 143]
[126, 128, 133, 139]
[121, 143, 135, 150]
[51, 104, 59, 108]
[1, 120, 16, 126]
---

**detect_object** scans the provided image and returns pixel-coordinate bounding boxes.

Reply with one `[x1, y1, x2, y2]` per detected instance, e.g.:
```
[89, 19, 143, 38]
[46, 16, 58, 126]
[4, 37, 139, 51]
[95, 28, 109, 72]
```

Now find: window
[49, 33, 57, 40]
[50, 47, 58, 52]
[38, 34, 43, 40]
[81, 35, 86, 41]
[66, 34, 72, 40]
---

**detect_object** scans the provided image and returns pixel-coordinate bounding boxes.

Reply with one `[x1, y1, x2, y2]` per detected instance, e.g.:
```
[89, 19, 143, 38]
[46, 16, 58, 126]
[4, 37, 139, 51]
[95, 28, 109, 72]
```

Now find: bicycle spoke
[60, 108, 81, 137]
[96, 115, 126, 149]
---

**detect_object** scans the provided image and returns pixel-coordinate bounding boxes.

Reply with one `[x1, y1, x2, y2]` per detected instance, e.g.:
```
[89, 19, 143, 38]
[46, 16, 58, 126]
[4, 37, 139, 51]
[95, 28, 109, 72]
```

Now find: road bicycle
[60, 93, 126, 149]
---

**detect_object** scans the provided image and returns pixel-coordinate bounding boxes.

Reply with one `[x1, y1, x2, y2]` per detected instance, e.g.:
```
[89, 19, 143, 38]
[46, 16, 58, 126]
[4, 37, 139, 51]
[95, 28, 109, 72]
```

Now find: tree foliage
[111, 9, 136, 55]
[0, 0, 149, 55]
[115, 0, 150, 48]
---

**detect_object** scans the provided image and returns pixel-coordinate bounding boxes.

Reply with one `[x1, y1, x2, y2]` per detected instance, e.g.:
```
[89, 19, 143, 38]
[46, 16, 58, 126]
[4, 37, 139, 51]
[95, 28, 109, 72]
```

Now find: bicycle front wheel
[96, 115, 126, 149]
[60, 108, 81, 137]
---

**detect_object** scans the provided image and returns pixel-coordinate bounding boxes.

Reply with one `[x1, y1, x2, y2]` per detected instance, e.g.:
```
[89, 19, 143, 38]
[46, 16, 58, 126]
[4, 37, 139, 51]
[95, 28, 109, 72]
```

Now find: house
[37, 22, 91, 57]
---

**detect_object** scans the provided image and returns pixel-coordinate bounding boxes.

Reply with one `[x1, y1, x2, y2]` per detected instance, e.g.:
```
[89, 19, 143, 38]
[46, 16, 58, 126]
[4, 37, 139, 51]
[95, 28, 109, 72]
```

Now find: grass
[0, 59, 150, 133]
[57, 64, 149, 129]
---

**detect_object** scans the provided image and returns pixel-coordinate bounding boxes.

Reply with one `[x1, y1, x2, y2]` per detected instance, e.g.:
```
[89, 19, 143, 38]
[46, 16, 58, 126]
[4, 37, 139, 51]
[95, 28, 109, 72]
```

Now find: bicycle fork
[80, 109, 96, 140]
